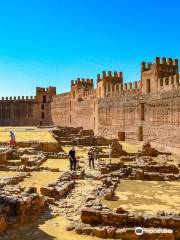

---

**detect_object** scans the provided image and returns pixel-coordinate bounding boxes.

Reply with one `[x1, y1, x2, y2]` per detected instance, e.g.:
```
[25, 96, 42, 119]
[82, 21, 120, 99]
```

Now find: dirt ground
[12, 215, 102, 240]
[0, 127, 56, 143]
[0, 129, 180, 240]
[102, 180, 180, 216]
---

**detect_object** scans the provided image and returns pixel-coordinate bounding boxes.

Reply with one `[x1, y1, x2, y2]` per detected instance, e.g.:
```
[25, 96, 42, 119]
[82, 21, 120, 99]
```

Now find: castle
[1, 57, 180, 145]
[0, 87, 56, 126]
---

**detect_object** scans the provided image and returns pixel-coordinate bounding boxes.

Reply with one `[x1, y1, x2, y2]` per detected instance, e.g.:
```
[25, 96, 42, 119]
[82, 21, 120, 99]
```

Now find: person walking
[88, 147, 95, 169]
[68, 146, 77, 171]
[9, 131, 16, 147]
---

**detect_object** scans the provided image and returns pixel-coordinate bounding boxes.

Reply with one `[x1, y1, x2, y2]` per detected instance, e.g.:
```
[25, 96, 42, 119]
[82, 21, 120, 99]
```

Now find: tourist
[9, 131, 16, 147]
[88, 147, 95, 169]
[69, 146, 77, 171]
[93, 147, 98, 160]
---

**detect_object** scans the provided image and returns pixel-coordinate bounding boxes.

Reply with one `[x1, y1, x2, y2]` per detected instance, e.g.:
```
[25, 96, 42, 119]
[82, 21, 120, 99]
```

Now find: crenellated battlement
[70, 78, 94, 100]
[141, 57, 178, 73]
[36, 86, 56, 96]
[158, 73, 179, 90]
[96, 70, 123, 98]
[71, 78, 93, 88]
[97, 71, 123, 83]
[155, 57, 178, 66]
[141, 56, 179, 94]
[0, 96, 35, 102]
[71, 78, 93, 86]
[46, 86, 57, 95]
[123, 80, 140, 91]
[108, 80, 141, 96]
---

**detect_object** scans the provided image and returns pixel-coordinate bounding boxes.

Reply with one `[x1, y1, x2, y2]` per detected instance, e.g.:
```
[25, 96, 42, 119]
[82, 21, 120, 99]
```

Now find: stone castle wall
[51, 91, 97, 130]
[0, 87, 56, 126]
[97, 88, 180, 141]
[97, 95, 139, 139]
[50, 57, 180, 149]
[1, 56, 180, 149]
[51, 92, 71, 127]
[0, 97, 36, 126]
[143, 89, 180, 147]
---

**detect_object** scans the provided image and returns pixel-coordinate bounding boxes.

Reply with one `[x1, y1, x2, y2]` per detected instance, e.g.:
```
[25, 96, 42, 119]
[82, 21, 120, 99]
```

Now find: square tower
[71, 78, 94, 100]
[97, 71, 123, 98]
[141, 57, 178, 93]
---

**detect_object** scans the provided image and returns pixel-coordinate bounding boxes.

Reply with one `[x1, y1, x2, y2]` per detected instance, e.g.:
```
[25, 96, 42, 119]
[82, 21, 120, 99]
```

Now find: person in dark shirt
[88, 148, 95, 169]
[69, 146, 77, 171]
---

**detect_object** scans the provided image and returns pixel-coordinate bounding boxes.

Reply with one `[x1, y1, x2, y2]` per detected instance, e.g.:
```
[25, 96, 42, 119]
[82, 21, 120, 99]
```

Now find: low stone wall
[81, 208, 180, 229]
[20, 153, 47, 166]
[0, 164, 61, 172]
[0, 150, 64, 172]
[51, 127, 82, 137]
[0, 148, 19, 163]
[132, 163, 179, 174]
[99, 156, 180, 181]
[52, 127, 112, 147]
[130, 169, 180, 181]
[75, 224, 176, 239]
[0, 173, 30, 187]
[40, 171, 75, 199]
[0, 141, 62, 152]
[0, 152, 7, 163]
[75, 172, 180, 239]
[0, 186, 47, 233]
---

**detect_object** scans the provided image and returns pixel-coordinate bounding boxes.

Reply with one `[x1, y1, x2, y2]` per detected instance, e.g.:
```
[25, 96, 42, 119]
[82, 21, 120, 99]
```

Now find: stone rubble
[40, 171, 75, 199]
[0, 127, 179, 239]
[0, 185, 48, 233]
[111, 139, 127, 157]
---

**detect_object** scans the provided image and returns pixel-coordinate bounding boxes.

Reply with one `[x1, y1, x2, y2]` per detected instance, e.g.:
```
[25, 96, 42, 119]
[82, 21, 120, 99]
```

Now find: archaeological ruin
[0, 57, 179, 240]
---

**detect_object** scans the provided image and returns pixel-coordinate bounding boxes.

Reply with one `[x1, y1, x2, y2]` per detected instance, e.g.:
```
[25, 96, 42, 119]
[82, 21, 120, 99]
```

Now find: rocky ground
[0, 127, 179, 239]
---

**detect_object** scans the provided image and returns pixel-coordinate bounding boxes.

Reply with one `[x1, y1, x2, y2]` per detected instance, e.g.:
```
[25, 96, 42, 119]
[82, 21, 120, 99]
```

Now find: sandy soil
[0, 127, 56, 143]
[12, 214, 102, 240]
[42, 159, 69, 171]
[102, 180, 180, 215]
[0, 171, 20, 178]
[19, 172, 62, 193]
[120, 142, 142, 153]
[101, 142, 142, 155]
[39, 216, 102, 240]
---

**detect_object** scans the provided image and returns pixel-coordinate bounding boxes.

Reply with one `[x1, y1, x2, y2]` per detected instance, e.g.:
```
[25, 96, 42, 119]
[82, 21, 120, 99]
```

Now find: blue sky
[0, 0, 180, 96]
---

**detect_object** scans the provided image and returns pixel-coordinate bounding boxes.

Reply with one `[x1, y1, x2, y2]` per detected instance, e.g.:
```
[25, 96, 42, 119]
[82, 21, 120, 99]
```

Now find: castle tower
[35, 86, 56, 125]
[141, 57, 178, 93]
[97, 71, 123, 98]
[71, 78, 94, 100]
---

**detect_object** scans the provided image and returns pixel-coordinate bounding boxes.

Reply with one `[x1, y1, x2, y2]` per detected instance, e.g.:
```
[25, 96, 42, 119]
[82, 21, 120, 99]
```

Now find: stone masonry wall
[97, 95, 139, 139]
[51, 93, 71, 127]
[0, 87, 56, 126]
[51, 93, 97, 131]
[50, 85, 180, 150]
[1, 56, 180, 151]
[0, 99, 37, 126]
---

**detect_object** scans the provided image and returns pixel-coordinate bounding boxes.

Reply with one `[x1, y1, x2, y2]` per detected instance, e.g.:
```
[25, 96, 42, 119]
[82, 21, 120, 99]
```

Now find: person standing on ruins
[88, 148, 95, 169]
[9, 131, 16, 147]
[69, 146, 77, 171]
[93, 147, 98, 161]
